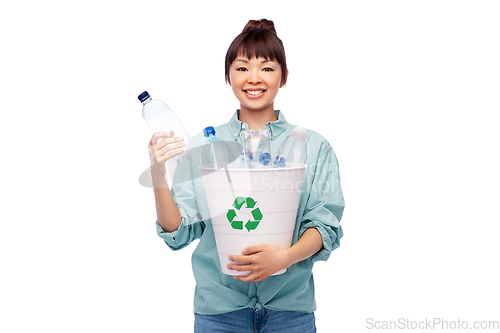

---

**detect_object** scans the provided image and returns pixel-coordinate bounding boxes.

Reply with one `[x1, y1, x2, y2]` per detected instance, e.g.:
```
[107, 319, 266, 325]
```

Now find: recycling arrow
[226, 196, 263, 232]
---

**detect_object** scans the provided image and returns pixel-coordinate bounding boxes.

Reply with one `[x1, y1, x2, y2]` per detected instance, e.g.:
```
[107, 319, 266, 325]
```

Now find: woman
[148, 19, 344, 332]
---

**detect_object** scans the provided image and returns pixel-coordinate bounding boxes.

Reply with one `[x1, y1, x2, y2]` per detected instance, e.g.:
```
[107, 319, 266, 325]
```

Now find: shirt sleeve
[299, 142, 345, 263]
[155, 154, 206, 251]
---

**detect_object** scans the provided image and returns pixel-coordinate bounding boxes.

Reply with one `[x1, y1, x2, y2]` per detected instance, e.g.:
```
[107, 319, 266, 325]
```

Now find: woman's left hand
[227, 244, 291, 282]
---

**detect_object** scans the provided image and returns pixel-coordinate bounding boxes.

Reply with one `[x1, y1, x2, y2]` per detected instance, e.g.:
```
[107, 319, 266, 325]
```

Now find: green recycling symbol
[226, 197, 263, 232]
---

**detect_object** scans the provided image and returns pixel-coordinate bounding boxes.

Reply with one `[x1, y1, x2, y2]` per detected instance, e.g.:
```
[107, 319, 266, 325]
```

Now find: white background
[1, 0, 499, 332]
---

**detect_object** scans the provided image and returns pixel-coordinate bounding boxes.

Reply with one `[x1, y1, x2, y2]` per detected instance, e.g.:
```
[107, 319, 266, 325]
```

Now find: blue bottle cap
[274, 156, 286, 168]
[138, 91, 150, 102]
[259, 152, 271, 166]
[203, 126, 216, 137]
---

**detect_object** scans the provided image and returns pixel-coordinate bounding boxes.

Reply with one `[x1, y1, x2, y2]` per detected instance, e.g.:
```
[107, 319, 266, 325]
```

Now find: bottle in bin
[200, 126, 238, 169]
[242, 129, 273, 169]
[274, 126, 309, 168]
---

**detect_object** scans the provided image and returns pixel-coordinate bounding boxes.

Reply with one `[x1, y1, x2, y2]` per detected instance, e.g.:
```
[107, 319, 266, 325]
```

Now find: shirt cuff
[155, 206, 193, 251]
[299, 220, 343, 263]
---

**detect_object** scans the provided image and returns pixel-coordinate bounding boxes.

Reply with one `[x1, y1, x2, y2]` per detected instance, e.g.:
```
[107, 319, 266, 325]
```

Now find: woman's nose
[247, 71, 261, 84]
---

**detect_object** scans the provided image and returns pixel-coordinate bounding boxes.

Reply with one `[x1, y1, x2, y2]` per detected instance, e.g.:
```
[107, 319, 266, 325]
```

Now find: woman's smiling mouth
[244, 89, 266, 98]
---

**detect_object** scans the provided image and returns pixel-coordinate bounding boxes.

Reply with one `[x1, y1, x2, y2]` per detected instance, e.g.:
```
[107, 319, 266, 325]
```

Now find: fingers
[156, 141, 186, 157]
[149, 131, 173, 145]
[148, 131, 186, 163]
[227, 254, 253, 273]
[228, 254, 254, 264]
[242, 244, 263, 255]
[227, 263, 251, 272]
[150, 132, 184, 147]
[234, 273, 261, 283]
[226, 256, 266, 283]
[149, 140, 185, 156]
[150, 145, 185, 164]
[149, 131, 184, 150]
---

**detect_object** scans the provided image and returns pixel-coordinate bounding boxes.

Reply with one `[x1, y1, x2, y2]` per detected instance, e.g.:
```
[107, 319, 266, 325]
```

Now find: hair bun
[242, 19, 277, 35]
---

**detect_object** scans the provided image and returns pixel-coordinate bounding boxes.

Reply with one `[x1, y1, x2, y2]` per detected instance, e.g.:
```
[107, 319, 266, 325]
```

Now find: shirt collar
[229, 109, 288, 141]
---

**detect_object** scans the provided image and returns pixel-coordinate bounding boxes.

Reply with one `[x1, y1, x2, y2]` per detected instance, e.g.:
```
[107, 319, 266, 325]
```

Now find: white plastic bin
[200, 166, 306, 276]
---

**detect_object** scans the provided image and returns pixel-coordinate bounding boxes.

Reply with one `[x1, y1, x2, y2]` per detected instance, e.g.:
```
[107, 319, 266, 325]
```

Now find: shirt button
[273, 133, 276, 136]
[242, 124, 246, 129]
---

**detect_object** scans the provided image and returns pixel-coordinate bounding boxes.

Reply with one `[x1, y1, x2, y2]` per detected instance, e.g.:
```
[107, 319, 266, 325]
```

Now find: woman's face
[228, 56, 284, 114]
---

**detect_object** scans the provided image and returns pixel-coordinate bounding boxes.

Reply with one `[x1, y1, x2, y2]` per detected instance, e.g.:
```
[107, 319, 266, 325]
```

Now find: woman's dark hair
[225, 19, 288, 85]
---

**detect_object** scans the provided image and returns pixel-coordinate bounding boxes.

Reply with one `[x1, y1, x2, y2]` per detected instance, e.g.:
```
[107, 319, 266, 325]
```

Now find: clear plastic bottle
[242, 129, 273, 169]
[200, 126, 237, 169]
[138, 91, 192, 161]
[227, 152, 254, 169]
[273, 126, 309, 168]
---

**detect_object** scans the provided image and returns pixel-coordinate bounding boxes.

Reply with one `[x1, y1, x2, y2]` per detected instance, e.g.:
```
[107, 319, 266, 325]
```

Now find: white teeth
[246, 90, 264, 95]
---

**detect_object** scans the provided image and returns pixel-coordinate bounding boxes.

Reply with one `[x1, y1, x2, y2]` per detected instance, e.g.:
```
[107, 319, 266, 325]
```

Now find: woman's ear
[279, 69, 289, 88]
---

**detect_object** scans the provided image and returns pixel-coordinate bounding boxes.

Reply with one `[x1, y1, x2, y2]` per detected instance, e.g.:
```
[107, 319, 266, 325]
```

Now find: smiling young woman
[149, 18, 344, 333]
[228, 57, 284, 129]
[225, 19, 289, 130]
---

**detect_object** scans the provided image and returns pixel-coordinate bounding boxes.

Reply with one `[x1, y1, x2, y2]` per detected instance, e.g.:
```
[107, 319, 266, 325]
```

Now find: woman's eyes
[235, 67, 274, 72]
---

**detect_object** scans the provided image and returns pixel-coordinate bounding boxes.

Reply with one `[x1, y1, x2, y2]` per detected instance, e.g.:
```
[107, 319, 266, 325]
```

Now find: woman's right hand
[148, 131, 186, 178]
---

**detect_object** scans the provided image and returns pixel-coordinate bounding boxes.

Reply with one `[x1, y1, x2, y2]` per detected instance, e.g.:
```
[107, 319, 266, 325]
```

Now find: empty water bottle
[242, 129, 273, 169]
[139, 91, 192, 161]
[274, 127, 309, 168]
[200, 126, 237, 169]
[227, 152, 254, 169]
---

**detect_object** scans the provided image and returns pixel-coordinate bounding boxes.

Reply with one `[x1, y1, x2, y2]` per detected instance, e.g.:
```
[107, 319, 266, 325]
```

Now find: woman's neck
[238, 106, 278, 130]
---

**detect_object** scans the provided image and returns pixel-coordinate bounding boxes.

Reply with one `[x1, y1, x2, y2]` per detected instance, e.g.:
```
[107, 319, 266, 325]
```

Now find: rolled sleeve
[299, 217, 343, 263]
[299, 144, 344, 263]
[156, 206, 205, 251]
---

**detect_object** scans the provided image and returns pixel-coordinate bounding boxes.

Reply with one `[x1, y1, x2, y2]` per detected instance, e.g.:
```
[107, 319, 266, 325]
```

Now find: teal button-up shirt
[156, 110, 344, 315]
